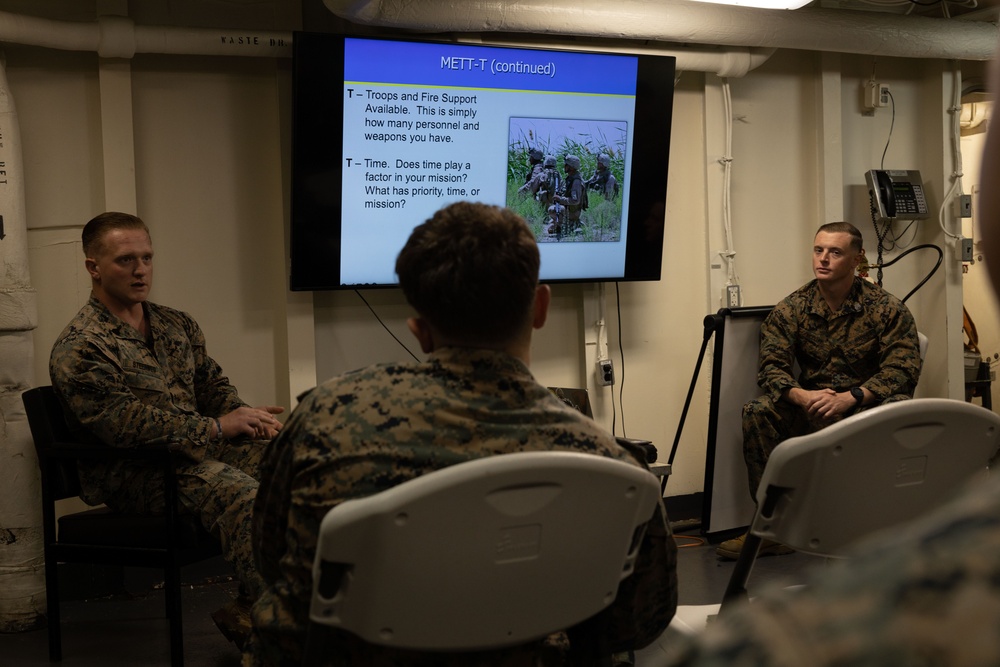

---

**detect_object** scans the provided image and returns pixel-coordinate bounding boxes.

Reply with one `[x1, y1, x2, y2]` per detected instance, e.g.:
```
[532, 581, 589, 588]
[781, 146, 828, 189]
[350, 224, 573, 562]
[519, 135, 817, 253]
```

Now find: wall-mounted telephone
[865, 169, 930, 220]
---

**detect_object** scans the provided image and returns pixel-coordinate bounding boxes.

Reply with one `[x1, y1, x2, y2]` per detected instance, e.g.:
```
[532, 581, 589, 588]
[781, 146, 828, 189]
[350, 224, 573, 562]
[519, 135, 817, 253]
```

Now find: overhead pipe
[0, 2, 990, 73]
[0, 11, 292, 59]
[0, 9, 772, 76]
[454, 33, 777, 77]
[323, 0, 999, 61]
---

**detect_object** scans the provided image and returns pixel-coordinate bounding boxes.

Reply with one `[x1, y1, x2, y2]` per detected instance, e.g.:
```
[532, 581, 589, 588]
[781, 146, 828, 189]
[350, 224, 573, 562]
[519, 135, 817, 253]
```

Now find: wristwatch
[849, 387, 864, 410]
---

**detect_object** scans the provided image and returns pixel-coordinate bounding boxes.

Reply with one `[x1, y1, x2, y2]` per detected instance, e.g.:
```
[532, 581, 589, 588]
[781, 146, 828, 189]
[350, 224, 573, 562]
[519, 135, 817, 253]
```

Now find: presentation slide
[340, 37, 639, 286]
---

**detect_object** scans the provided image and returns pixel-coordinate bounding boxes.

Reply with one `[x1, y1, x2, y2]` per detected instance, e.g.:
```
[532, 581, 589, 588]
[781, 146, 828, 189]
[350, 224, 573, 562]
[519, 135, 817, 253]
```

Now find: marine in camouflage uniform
[50, 296, 267, 598]
[661, 475, 1000, 667]
[245, 201, 677, 667]
[48, 211, 283, 604]
[743, 276, 921, 498]
[247, 349, 677, 667]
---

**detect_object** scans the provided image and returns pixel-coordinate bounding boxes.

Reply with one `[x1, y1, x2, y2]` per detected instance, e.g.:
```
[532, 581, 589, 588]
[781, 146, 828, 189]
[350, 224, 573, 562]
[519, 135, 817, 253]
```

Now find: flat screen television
[290, 31, 675, 290]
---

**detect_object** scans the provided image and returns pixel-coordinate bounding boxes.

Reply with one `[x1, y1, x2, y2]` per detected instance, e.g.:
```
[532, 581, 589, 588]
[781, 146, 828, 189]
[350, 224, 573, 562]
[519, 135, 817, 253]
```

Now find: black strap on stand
[662, 314, 722, 494]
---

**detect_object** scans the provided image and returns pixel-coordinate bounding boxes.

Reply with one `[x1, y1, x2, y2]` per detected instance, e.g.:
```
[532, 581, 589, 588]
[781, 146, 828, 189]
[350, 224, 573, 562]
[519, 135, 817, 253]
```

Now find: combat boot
[716, 532, 794, 560]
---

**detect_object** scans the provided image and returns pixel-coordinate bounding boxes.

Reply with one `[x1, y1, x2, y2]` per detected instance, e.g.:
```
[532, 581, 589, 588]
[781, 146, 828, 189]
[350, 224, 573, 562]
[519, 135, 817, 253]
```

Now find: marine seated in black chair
[718, 221, 922, 560]
[48, 211, 285, 645]
[247, 201, 677, 667]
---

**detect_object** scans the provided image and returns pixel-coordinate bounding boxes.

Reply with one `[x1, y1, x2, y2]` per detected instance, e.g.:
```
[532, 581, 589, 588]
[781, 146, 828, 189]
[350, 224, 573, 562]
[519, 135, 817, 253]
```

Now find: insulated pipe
[0, 54, 44, 632]
[0, 12, 292, 59]
[0, 10, 771, 76]
[323, 0, 999, 61]
[456, 33, 777, 77]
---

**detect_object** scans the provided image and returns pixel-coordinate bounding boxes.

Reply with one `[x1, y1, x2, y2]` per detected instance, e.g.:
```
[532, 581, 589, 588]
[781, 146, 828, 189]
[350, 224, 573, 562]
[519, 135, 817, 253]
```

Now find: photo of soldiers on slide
[554, 154, 587, 235]
[545, 202, 566, 238]
[518, 154, 561, 212]
[586, 153, 620, 199]
[506, 116, 625, 244]
[523, 147, 544, 184]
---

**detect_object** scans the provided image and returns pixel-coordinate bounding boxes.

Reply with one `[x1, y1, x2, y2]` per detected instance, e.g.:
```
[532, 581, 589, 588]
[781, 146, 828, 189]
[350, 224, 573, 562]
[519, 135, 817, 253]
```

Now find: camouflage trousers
[742, 393, 911, 501]
[742, 395, 821, 500]
[106, 438, 267, 600]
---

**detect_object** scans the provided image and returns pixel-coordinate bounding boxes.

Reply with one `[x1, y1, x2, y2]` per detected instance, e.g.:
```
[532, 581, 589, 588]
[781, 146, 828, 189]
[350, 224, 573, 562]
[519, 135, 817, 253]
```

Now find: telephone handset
[865, 169, 930, 220]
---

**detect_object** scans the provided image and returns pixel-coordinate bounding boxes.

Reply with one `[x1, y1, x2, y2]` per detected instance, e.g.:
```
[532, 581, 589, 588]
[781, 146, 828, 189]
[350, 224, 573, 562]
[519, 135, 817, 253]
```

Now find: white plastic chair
[720, 398, 1000, 611]
[302, 450, 661, 664]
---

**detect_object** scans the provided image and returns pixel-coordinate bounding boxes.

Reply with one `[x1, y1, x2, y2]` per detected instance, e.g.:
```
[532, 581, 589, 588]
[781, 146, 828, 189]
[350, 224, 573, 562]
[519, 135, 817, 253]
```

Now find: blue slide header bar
[344, 37, 639, 96]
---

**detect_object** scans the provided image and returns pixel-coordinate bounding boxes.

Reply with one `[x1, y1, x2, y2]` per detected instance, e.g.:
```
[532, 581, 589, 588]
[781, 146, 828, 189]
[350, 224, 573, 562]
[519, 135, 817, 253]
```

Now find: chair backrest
[752, 398, 1000, 556]
[22, 385, 84, 500]
[917, 331, 929, 360]
[308, 450, 660, 652]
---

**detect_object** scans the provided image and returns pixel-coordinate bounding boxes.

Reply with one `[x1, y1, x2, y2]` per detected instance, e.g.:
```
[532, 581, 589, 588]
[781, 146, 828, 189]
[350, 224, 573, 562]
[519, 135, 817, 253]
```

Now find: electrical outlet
[961, 237, 974, 262]
[597, 359, 615, 386]
[878, 83, 891, 107]
[960, 194, 973, 218]
[864, 82, 890, 110]
[725, 284, 741, 308]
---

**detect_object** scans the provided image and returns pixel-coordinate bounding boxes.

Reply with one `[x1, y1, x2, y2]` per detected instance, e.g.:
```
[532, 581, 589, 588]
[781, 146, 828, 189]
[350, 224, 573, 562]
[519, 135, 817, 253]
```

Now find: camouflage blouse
[48, 295, 247, 506]
[758, 278, 921, 402]
[246, 346, 677, 667]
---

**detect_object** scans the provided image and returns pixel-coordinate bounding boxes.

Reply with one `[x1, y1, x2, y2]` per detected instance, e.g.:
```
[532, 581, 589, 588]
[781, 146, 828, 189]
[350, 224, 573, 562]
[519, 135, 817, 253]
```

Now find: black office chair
[22, 386, 221, 667]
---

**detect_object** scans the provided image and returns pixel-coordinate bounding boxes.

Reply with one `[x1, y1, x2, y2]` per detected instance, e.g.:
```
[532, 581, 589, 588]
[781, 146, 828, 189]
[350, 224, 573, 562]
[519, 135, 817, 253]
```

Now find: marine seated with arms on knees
[246, 201, 678, 667]
[48, 211, 285, 645]
[718, 221, 921, 560]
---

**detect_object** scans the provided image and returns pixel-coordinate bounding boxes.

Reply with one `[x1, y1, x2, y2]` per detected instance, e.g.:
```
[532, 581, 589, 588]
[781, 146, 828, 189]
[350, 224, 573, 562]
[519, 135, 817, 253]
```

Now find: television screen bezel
[289, 31, 675, 291]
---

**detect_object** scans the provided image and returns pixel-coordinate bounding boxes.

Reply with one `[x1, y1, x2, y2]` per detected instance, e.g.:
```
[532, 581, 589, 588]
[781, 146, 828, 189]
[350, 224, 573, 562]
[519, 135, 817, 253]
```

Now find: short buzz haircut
[82, 212, 150, 258]
[817, 221, 863, 253]
[395, 201, 540, 346]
